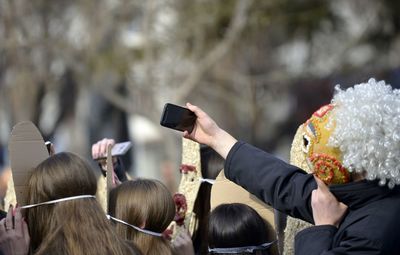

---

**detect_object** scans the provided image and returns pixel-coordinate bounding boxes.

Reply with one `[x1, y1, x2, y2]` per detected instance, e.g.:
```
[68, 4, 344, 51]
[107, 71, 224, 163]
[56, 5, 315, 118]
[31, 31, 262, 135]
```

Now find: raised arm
[183, 103, 316, 222]
[183, 103, 237, 159]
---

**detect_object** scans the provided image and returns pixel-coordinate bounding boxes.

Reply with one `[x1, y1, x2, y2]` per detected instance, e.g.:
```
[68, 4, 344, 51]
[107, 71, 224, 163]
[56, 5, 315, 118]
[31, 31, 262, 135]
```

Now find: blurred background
[0, 0, 399, 193]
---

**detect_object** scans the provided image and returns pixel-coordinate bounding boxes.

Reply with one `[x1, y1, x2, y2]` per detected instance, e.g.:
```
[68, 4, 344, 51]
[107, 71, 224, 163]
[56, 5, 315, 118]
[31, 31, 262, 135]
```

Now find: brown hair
[26, 152, 137, 255]
[108, 179, 175, 255]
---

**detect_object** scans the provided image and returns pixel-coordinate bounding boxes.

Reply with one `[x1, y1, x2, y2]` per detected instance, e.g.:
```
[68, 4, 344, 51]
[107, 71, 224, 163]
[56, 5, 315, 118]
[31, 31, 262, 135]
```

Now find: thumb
[339, 201, 348, 211]
[186, 102, 205, 118]
[313, 175, 329, 192]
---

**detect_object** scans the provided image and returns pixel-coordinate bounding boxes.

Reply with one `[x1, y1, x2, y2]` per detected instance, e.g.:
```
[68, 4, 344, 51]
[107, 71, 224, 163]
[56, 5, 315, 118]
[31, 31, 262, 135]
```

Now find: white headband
[200, 177, 215, 185]
[20, 195, 96, 209]
[107, 215, 164, 237]
[208, 241, 276, 254]
[19, 195, 164, 238]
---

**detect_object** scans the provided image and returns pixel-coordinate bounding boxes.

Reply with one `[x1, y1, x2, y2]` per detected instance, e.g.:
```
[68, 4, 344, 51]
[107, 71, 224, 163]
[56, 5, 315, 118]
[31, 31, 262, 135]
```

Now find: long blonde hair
[26, 152, 137, 255]
[108, 179, 175, 255]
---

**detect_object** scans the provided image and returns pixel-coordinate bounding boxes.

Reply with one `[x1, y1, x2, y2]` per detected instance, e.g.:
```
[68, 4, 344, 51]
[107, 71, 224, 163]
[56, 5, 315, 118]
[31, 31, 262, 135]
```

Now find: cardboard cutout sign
[96, 144, 120, 213]
[210, 170, 275, 229]
[106, 144, 113, 212]
[168, 138, 203, 240]
[9, 121, 49, 206]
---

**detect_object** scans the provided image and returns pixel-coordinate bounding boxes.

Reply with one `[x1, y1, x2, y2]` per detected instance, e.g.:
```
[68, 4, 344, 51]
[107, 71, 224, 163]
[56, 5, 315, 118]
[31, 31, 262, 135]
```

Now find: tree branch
[174, 0, 253, 103]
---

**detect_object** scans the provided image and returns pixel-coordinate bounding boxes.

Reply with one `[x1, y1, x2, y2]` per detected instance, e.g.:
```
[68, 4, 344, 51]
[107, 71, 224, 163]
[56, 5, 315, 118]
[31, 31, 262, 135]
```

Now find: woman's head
[26, 152, 136, 255]
[28, 152, 97, 204]
[208, 203, 274, 255]
[109, 179, 175, 255]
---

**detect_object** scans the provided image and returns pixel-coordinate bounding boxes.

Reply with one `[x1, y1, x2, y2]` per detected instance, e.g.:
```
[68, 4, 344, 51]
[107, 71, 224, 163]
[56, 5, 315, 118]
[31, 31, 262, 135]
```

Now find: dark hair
[192, 146, 225, 254]
[208, 203, 272, 255]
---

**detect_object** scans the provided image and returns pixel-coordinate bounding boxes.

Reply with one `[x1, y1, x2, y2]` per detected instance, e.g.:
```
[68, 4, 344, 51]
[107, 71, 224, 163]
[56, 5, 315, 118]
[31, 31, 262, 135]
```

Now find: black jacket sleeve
[295, 225, 382, 255]
[295, 225, 337, 255]
[224, 141, 316, 223]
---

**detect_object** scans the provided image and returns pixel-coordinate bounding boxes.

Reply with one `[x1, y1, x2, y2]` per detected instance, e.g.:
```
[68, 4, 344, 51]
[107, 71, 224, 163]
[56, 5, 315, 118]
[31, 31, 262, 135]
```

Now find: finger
[96, 141, 104, 158]
[113, 172, 121, 186]
[339, 202, 348, 210]
[92, 142, 99, 159]
[186, 102, 206, 118]
[313, 175, 329, 192]
[183, 130, 189, 138]
[91, 145, 95, 159]
[183, 123, 198, 139]
[107, 139, 116, 147]
[14, 206, 22, 222]
[14, 207, 23, 235]
[182, 231, 191, 241]
[6, 205, 13, 230]
[22, 219, 30, 245]
[99, 139, 108, 157]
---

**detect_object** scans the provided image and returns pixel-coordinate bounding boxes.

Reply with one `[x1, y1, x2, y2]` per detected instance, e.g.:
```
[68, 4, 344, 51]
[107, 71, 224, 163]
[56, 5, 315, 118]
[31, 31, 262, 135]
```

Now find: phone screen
[160, 103, 196, 133]
[111, 141, 132, 156]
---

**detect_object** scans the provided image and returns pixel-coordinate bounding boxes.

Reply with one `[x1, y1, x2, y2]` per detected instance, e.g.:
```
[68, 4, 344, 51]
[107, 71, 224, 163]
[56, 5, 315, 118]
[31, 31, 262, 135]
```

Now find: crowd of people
[0, 137, 276, 255]
[1, 78, 400, 255]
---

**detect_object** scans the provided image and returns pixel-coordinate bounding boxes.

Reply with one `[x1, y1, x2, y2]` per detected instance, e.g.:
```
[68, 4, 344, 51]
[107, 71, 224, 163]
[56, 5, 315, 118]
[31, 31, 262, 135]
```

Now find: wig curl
[328, 78, 400, 188]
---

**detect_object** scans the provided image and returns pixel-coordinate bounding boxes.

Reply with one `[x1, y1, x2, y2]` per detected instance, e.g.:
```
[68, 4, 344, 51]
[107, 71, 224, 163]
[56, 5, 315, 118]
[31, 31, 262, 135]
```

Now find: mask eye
[302, 134, 311, 153]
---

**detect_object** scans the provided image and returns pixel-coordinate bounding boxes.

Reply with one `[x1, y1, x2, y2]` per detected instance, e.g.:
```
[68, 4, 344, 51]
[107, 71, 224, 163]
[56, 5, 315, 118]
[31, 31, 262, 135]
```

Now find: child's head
[208, 203, 275, 255]
[26, 152, 136, 255]
[109, 179, 175, 255]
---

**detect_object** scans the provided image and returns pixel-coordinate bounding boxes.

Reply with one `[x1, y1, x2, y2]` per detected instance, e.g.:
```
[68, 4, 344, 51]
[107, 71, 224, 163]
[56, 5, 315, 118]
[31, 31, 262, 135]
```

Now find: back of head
[208, 203, 273, 255]
[109, 179, 175, 255]
[27, 152, 136, 255]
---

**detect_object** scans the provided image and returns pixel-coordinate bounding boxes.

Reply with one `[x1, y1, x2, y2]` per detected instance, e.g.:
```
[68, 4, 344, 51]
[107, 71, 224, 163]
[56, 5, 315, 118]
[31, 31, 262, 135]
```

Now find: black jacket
[0, 210, 6, 220]
[224, 142, 400, 255]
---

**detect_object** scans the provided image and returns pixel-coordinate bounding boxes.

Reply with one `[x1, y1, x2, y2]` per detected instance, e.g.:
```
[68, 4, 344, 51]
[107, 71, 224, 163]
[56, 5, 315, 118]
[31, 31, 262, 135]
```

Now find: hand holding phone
[160, 103, 197, 133]
[92, 140, 132, 160]
[110, 141, 132, 157]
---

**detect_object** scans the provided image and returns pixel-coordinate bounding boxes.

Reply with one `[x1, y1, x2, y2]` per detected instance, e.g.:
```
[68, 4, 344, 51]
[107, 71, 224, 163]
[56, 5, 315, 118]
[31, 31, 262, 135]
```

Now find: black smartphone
[160, 103, 197, 133]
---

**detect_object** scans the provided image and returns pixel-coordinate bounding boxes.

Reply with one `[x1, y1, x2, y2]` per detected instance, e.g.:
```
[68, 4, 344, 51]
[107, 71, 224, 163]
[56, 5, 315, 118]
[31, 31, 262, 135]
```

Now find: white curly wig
[328, 78, 400, 188]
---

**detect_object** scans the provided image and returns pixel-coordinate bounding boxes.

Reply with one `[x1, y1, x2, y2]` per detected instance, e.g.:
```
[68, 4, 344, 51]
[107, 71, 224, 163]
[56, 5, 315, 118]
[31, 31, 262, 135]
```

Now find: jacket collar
[329, 180, 399, 209]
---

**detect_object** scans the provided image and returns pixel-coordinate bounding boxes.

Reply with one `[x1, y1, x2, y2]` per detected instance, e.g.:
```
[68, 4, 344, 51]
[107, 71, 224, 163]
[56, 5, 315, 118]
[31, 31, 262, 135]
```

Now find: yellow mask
[302, 104, 350, 185]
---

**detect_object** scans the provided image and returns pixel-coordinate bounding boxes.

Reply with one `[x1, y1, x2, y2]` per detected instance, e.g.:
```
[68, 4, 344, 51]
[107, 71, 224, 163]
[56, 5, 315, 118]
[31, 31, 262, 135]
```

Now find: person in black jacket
[181, 78, 400, 255]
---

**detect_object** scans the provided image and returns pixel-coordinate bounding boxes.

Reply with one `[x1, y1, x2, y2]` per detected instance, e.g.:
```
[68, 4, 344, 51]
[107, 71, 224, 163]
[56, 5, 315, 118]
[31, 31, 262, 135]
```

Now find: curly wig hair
[328, 78, 400, 188]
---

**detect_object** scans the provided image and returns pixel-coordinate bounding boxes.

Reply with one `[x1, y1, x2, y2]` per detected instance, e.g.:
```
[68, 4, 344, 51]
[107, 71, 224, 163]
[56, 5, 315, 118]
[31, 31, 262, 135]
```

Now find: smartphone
[111, 141, 132, 157]
[160, 103, 196, 133]
[95, 141, 132, 159]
